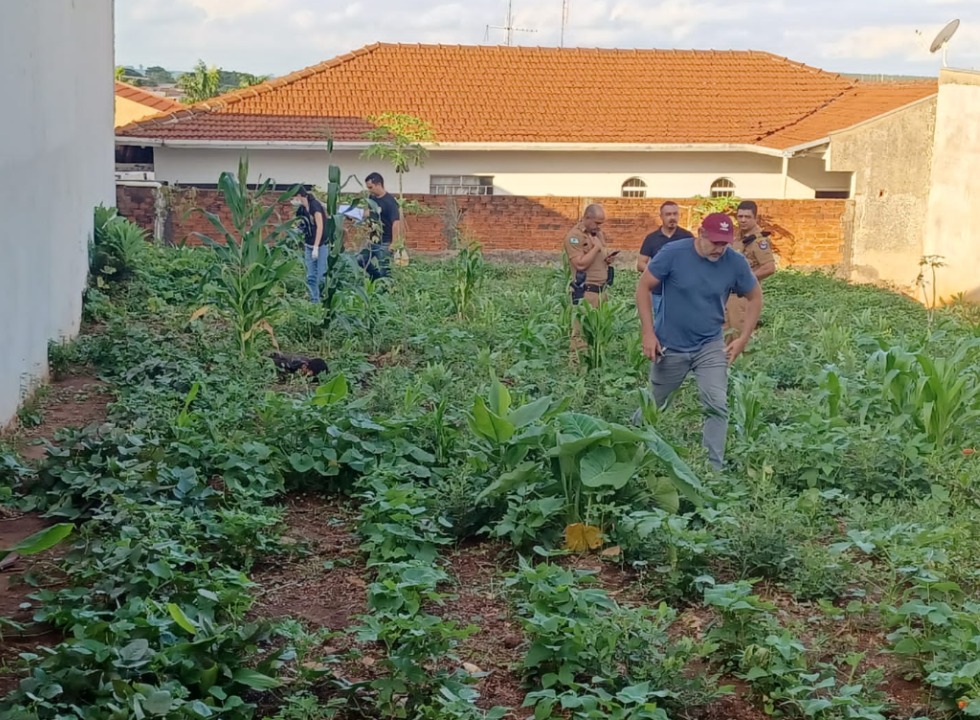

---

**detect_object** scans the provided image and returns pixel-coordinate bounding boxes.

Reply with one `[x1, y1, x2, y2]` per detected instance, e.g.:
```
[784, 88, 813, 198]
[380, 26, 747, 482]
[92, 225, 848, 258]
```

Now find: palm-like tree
[177, 60, 222, 103]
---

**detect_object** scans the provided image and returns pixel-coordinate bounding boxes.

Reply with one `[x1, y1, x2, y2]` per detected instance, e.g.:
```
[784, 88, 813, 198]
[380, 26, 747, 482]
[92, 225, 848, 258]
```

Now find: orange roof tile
[116, 44, 937, 150]
[114, 81, 184, 114]
[759, 82, 937, 148]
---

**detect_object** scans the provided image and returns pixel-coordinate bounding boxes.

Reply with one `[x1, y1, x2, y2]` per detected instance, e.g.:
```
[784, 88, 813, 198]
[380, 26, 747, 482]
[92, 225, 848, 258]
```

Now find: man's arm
[727, 283, 763, 363]
[391, 200, 403, 243]
[635, 268, 663, 359]
[312, 212, 324, 247]
[754, 261, 776, 281]
[567, 237, 604, 271]
[636, 234, 656, 272]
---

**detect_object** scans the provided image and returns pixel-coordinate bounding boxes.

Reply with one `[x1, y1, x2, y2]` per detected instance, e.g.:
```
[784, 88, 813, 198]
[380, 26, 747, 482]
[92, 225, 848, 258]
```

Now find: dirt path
[0, 372, 112, 697]
[10, 374, 113, 461]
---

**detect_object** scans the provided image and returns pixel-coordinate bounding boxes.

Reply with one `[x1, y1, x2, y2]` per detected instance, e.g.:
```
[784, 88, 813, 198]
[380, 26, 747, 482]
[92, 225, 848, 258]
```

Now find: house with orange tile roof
[115, 43, 936, 202]
[114, 43, 938, 201]
[115, 81, 183, 128]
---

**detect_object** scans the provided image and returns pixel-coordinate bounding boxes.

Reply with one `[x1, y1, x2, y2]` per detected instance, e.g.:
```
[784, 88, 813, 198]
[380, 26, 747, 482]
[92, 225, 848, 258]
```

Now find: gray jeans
[649, 338, 729, 470]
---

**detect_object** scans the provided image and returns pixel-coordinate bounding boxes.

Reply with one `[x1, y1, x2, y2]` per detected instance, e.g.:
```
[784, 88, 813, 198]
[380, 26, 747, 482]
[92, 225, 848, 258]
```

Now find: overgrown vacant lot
[3, 240, 980, 720]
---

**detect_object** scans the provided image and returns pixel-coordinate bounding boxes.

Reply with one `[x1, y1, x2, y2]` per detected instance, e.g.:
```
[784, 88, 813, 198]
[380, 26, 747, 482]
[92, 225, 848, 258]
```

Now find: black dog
[269, 352, 328, 378]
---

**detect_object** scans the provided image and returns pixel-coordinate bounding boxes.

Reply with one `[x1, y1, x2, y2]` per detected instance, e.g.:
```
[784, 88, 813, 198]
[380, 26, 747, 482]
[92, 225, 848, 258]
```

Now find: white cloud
[823, 21, 979, 63]
[113, 0, 980, 76]
[823, 25, 933, 60]
[186, 0, 268, 20]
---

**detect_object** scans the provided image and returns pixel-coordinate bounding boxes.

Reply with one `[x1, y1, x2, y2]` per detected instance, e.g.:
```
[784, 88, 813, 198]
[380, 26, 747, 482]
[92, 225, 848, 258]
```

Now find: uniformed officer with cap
[726, 200, 776, 337]
[563, 203, 619, 353]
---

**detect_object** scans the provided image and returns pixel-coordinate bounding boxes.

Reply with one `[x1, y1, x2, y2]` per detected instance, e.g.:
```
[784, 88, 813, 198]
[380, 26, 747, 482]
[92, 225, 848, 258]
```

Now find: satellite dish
[929, 19, 960, 67]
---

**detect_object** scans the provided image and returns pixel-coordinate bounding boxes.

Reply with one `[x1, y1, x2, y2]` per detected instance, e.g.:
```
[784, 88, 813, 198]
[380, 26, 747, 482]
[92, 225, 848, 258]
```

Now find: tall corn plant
[450, 241, 485, 319]
[194, 157, 299, 356]
[576, 299, 616, 372]
[869, 340, 980, 447]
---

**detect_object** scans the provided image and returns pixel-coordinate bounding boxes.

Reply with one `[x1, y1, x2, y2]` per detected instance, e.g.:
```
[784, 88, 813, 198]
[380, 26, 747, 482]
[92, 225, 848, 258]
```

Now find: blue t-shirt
[648, 239, 757, 352]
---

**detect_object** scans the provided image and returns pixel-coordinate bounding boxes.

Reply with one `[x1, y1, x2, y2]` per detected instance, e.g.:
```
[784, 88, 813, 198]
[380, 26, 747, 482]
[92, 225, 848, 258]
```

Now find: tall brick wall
[116, 186, 849, 268]
[115, 185, 156, 229]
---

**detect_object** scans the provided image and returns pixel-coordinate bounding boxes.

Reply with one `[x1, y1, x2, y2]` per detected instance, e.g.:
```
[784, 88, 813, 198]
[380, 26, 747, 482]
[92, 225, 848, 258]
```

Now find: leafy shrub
[90, 204, 147, 286]
[613, 509, 725, 603]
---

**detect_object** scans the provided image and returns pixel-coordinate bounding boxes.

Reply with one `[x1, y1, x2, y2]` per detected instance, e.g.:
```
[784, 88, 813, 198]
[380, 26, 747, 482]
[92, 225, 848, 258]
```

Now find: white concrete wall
[0, 1, 115, 424]
[152, 146, 852, 199]
[923, 69, 980, 304]
[828, 97, 937, 293]
[786, 155, 852, 197]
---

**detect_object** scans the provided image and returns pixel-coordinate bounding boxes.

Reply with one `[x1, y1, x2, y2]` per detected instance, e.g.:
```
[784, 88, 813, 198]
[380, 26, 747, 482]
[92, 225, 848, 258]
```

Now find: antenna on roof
[560, 0, 570, 47]
[929, 18, 960, 68]
[485, 0, 537, 46]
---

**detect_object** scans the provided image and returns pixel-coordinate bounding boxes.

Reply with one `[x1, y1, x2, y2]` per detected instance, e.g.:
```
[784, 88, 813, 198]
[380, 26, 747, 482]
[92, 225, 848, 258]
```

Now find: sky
[115, 0, 980, 78]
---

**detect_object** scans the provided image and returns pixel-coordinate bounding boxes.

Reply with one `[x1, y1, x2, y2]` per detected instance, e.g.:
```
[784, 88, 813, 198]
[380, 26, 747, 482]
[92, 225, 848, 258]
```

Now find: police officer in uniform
[726, 200, 776, 337]
[564, 204, 619, 353]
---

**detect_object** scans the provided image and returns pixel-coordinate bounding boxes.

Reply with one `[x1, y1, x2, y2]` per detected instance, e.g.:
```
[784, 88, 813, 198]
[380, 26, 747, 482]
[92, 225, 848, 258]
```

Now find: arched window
[710, 177, 736, 198]
[621, 177, 647, 198]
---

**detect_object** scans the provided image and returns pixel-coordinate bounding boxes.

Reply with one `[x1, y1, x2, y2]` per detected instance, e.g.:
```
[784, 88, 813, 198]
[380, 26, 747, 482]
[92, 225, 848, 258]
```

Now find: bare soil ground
[0, 371, 112, 696]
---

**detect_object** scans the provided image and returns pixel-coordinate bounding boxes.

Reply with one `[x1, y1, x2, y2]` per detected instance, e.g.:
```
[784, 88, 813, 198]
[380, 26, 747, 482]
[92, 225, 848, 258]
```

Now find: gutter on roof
[780, 138, 831, 156]
[115, 137, 790, 156]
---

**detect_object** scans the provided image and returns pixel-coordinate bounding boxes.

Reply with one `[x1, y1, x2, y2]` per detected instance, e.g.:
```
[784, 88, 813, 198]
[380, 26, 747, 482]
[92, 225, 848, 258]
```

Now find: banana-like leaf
[0, 523, 74, 562]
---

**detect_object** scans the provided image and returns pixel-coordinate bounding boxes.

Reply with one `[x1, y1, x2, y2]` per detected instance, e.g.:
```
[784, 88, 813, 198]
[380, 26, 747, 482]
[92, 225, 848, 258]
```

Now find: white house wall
[924, 69, 980, 304]
[828, 97, 936, 293]
[153, 147, 852, 199]
[0, 0, 115, 425]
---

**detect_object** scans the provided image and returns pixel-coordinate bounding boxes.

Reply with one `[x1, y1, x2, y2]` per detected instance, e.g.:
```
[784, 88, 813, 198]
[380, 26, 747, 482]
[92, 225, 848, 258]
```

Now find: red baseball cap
[701, 213, 735, 243]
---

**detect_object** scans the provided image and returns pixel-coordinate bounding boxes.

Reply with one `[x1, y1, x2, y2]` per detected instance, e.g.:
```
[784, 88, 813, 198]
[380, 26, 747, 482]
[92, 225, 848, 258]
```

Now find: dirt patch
[0, 371, 111, 696]
[251, 494, 368, 631]
[0, 514, 65, 697]
[697, 688, 770, 720]
[444, 540, 526, 715]
[4, 373, 113, 462]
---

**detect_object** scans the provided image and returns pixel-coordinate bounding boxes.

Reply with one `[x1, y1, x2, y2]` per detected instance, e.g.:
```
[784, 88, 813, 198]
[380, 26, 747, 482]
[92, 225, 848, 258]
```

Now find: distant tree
[144, 65, 175, 85]
[177, 60, 222, 102]
[214, 69, 269, 89]
[115, 66, 146, 86]
[361, 113, 436, 200]
[236, 72, 269, 88]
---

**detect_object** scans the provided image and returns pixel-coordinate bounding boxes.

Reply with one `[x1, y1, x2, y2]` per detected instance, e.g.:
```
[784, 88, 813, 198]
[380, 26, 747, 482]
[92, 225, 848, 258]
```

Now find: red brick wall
[116, 187, 848, 267]
[404, 195, 849, 268]
[115, 186, 156, 229]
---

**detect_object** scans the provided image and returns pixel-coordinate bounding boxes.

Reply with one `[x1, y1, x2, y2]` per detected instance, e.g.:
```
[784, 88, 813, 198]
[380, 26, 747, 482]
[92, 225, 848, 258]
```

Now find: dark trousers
[357, 242, 391, 281]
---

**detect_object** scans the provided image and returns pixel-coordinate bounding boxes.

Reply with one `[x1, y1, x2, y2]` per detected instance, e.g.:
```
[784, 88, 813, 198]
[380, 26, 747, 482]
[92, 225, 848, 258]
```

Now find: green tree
[235, 72, 269, 89]
[144, 65, 175, 85]
[177, 60, 222, 103]
[360, 113, 435, 200]
[115, 66, 146, 85]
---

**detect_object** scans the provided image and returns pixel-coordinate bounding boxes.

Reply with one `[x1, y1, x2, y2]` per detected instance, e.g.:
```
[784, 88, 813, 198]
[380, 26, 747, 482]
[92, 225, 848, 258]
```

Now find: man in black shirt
[636, 200, 694, 326]
[294, 186, 327, 302]
[358, 172, 402, 281]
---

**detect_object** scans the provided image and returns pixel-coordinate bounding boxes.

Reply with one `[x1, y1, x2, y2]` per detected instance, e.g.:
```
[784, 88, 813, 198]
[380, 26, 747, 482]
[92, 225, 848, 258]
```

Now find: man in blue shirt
[636, 201, 694, 327]
[634, 213, 763, 469]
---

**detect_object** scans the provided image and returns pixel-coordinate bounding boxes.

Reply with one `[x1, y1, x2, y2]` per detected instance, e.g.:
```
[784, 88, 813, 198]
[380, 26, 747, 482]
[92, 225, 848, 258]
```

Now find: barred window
[710, 177, 736, 198]
[621, 177, 647, 198]
[430, 175, 494, 195]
